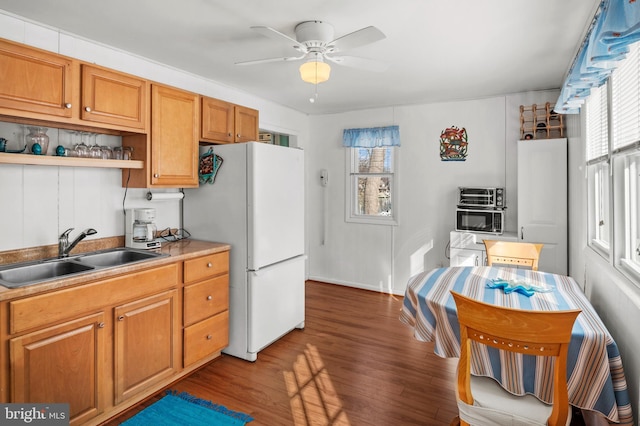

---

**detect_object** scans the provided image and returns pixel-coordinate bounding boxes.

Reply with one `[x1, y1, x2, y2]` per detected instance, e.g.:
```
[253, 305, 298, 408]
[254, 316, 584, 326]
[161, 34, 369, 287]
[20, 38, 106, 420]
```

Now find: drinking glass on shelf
[87, 134, 101, 158]
[113, 146, 123, 160]
[74, 142, 88, 158]
[89, 144, 102, 158]
[122, 146, 133, 160]
[100, 146, 113, 159]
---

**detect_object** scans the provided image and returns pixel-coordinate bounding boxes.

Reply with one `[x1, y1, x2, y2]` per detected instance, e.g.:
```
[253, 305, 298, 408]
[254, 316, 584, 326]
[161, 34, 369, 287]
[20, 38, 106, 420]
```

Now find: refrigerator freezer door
[248, 255, 305, 353]
[247, 143, 305, 271]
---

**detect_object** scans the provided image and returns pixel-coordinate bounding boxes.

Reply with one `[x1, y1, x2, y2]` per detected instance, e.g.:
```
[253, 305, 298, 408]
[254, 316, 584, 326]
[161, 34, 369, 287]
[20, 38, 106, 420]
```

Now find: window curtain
[556, 0, 640, 113]
[342, 125, 400, 147]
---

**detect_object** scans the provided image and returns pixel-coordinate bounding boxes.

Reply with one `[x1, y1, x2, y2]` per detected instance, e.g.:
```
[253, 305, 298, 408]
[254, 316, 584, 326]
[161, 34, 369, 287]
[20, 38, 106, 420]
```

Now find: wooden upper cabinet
[150, 84, 199, 187]
[81, 64, 148, 131]
[235, 105, 259, 143]
[0, 39, 149, 133]
[201, 97, 234, 143]
[201, 96, 259, 144]
[0, 38, 75, 119]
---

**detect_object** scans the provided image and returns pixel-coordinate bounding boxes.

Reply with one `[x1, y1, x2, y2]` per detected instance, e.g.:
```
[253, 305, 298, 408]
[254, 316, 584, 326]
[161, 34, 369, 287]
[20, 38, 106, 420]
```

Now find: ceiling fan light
[299, 61, 331, 84]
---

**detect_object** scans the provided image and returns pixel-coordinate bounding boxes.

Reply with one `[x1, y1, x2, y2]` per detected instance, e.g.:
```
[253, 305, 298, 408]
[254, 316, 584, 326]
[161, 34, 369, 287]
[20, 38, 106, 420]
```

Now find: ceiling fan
[235, 21, 388, 84]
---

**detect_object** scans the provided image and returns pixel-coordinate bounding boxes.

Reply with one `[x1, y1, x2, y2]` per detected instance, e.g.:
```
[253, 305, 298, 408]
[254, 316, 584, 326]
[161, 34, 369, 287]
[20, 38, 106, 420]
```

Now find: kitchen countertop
[0, 239, 230, 302]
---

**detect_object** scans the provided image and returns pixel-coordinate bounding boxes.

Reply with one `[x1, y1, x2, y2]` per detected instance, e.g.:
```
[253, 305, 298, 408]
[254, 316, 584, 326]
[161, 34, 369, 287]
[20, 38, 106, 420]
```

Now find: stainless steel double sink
[0, 248, 167, 289]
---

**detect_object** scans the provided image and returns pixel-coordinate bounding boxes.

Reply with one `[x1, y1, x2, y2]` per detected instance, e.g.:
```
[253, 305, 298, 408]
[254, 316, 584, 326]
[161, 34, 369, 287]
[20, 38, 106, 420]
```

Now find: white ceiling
[0, 0, 599, 115]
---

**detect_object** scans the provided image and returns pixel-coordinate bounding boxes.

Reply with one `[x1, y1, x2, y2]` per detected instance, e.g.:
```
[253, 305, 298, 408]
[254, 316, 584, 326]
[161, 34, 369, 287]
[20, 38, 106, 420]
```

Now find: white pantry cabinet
[517, 138, 567, 274]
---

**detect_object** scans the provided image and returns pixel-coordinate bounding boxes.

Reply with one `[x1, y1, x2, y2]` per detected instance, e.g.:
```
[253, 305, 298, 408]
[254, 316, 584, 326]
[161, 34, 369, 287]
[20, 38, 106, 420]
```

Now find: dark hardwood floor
[105, 280, 462, 425]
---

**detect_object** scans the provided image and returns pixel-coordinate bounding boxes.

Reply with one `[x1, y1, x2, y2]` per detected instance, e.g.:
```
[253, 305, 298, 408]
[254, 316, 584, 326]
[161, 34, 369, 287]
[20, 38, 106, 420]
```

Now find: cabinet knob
[154, 173, 159, 178]
[207, 295, 212, 301]
[207, 262, 212, 268]
[64, 103, 72, 109]
[98, 322, 105, 328]
[84, 106, 92, 112]
[206, 335, 212, 340]
[118, 315, 125, 321]
[237, 134, 241, 138]
[227, 132, 232, 137]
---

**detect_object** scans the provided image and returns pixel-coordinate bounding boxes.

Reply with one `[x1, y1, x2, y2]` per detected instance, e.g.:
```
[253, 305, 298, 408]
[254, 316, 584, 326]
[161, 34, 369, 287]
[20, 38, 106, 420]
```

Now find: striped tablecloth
[399, 266, 634, 425]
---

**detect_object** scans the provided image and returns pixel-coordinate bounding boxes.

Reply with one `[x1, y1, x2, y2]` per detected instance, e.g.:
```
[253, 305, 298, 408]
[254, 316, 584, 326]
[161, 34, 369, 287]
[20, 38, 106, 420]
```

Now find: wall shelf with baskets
[520, 102, 564, 140]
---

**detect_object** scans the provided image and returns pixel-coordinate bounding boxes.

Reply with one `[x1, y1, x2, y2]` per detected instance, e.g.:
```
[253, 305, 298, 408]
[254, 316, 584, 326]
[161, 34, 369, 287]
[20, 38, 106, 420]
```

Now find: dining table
[399, 266, 634, 426]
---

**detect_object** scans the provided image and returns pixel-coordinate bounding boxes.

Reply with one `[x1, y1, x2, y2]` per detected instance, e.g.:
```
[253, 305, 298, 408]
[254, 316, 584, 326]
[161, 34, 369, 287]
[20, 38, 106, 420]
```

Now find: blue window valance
[556, 0, 640, 113]
[342, 125, 400, 147]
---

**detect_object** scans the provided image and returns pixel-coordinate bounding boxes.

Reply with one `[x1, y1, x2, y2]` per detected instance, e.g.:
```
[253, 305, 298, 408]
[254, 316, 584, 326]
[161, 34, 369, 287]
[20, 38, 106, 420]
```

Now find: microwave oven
[458, 187, 505, 209]
[456, 208, 504, 234]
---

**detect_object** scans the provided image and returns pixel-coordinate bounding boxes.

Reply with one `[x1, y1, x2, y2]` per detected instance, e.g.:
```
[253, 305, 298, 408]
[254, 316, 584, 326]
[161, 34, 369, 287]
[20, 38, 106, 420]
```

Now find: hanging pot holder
[198, 147, 223, 184]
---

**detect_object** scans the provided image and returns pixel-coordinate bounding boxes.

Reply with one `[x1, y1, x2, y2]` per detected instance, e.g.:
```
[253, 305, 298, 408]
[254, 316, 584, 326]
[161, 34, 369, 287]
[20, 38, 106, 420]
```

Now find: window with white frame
[346, 146, 397, 224]
[585, 41, 640, 281]
[586, 82, 610, 254]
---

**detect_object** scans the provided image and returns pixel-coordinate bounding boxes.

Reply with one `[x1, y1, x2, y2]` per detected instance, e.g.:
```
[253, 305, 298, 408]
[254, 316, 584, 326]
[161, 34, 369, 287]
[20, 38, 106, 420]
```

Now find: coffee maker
[125, 208, 161, 249]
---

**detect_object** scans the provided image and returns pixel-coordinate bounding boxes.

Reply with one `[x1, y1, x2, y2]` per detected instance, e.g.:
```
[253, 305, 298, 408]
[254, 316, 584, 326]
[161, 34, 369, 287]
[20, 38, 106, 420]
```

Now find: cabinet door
[0, 39, 74, 119]
[450, 247, 485, 267]
[114, 289, 179, 404]
[10, 312, 106, 426]
[151, 85, 199, 187]
[201, 97, 234, 143]
[81, 64, 147, 130]
[517, 138, 567, 274]
[234, 105, 259, 142]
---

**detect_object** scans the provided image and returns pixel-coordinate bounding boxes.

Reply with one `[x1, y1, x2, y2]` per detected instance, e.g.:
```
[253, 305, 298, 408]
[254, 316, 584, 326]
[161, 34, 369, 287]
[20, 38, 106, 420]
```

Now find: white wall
[306, 91, 559, 295]
[0, 11, 309, 253]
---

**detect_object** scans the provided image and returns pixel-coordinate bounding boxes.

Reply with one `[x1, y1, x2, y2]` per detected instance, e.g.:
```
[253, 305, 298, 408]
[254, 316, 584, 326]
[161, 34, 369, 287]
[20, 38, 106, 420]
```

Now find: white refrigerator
[183, 142, 305, 362]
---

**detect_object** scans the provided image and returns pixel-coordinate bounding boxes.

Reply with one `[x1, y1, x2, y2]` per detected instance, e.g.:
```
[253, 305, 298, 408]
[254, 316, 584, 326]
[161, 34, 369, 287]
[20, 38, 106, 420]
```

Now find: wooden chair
[450, 292, 581, 426]
[483, 240, 543, 271]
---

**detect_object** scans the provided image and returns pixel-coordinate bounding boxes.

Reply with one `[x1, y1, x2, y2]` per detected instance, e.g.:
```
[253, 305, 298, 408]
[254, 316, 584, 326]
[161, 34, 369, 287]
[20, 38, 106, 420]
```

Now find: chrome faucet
[58, 228, 98, 258]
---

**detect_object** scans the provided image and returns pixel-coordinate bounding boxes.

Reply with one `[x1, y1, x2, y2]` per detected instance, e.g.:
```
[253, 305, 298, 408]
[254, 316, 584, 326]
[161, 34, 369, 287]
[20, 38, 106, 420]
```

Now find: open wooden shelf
[0, 152, 144, 169]
[520, 102, 565, 140]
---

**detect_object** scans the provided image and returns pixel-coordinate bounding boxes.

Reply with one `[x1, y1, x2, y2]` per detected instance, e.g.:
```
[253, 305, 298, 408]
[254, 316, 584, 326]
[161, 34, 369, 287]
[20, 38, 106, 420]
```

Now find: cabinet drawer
[183, 251, 229, 284]
[183, 311, 228, 367]
[10, 263, 179, 335]
[183, 274, 229, 326]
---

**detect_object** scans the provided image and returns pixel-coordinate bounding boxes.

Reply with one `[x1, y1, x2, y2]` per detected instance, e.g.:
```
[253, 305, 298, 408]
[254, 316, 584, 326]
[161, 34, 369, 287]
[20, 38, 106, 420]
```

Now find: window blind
[612, 42, 640, 153]
[586, 82, 609, 162]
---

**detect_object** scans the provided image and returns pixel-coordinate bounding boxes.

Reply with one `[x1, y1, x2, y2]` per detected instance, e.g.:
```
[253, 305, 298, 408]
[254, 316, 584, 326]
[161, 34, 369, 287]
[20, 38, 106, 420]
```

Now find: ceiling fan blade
[325, 55, 389, 72]
[329, 26, 386, 52]
[250, 26, 307, 53]
[235, 54, 306, 66]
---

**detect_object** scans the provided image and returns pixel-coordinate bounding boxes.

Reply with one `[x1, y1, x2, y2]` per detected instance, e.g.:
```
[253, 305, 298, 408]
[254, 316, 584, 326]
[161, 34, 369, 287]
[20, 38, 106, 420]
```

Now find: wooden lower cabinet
[10, 312, 107, 426]
[114, 289, 179, 404]
[2, 249, 230, 425]
[182, 252, 230, 367]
